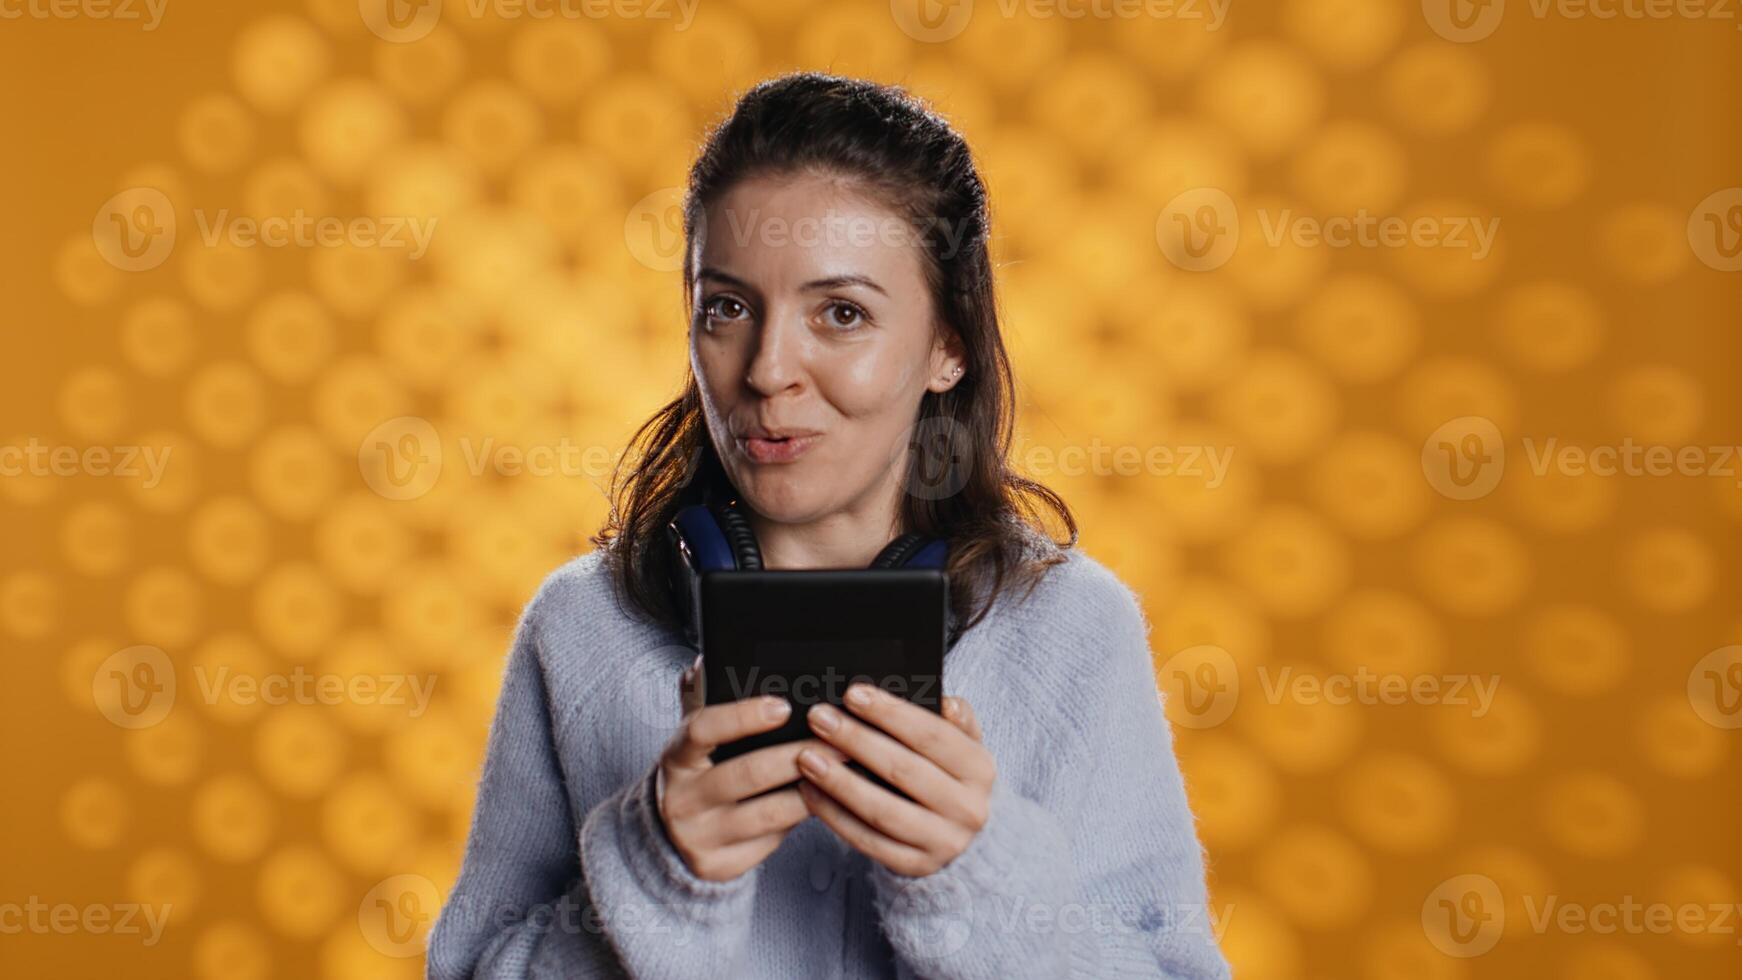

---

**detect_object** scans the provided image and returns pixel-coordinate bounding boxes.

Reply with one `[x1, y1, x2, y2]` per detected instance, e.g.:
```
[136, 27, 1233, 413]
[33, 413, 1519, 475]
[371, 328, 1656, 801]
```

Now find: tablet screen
[700, 568, 947, 799]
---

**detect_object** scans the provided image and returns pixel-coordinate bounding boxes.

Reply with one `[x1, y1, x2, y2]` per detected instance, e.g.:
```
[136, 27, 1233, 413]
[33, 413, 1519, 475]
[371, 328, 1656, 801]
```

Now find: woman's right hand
[654, 656, 847, 882]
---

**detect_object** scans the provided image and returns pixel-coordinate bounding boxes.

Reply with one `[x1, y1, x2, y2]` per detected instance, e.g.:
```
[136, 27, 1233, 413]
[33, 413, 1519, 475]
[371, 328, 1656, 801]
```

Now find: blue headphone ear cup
[671, 505, 739, 573]
[715, 503, 763, 570]
[870, 533, 926, 568]
[901, 538, 949, 570]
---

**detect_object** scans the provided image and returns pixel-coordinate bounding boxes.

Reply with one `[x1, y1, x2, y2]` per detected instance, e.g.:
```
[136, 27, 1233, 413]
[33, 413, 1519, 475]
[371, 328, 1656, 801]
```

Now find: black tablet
[701, 568, 948, 800]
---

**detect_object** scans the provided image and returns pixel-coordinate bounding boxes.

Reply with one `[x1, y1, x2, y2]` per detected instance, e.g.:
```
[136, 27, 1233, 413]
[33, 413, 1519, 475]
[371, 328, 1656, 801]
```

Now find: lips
[736, 426, 821, 464]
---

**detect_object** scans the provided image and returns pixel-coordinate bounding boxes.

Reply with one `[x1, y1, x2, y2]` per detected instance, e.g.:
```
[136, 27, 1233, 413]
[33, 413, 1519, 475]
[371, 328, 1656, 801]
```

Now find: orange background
[2, 0, 1739, 977]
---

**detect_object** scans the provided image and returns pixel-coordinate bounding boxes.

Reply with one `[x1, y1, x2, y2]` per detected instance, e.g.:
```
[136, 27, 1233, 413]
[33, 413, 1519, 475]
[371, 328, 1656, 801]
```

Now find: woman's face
[689, 172, 963, 529]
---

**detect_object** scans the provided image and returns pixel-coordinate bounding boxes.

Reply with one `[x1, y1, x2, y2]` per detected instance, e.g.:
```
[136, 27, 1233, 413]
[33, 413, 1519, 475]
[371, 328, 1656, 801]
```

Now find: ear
[925, 325, 967, 394]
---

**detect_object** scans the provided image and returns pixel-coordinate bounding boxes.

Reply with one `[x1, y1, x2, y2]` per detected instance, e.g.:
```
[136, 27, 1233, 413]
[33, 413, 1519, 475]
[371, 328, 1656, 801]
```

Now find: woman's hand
[796, 684, 996, 877]
[655, 657, 848, 882]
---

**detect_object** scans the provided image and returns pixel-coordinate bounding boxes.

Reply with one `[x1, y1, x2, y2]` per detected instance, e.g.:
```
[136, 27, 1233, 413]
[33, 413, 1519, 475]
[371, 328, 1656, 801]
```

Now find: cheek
[825, 345, 925, 419]
[691, 341, 742, 426]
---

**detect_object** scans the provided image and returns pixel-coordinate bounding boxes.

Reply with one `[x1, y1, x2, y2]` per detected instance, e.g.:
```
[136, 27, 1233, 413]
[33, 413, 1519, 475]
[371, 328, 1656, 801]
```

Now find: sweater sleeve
[426, 612, 761, 979]
[866, 580, 1231, 980]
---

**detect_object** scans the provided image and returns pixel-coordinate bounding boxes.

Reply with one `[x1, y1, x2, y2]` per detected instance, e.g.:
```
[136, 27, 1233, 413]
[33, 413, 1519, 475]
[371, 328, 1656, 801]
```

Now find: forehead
[692, 172, 929, 290]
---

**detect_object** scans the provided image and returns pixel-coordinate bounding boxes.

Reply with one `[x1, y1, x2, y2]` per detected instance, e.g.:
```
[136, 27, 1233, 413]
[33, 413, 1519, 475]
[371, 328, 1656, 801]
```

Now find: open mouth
[740, 434, 819, 464]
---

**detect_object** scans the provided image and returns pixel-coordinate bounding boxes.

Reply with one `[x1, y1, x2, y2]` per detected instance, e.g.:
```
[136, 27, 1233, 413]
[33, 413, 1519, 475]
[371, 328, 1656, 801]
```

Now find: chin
[730, 466, 830, 523]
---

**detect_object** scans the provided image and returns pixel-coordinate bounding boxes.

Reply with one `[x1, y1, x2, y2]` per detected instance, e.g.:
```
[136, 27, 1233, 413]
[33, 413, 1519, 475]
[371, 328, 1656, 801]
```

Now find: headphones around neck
[665, 501, 957, 651]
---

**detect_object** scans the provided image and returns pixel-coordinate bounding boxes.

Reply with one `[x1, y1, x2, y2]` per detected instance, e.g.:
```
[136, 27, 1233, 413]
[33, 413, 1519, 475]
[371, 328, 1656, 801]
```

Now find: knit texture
[426, 547, 1232, 980]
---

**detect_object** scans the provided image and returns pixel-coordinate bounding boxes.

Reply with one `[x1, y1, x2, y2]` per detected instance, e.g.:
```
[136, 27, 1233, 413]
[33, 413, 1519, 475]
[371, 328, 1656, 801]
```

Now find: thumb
[679, 653, 704, 717]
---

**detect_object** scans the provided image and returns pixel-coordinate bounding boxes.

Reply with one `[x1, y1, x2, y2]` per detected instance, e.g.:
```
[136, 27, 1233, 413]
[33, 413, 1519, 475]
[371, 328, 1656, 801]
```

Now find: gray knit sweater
[426, 547, 1231, 980]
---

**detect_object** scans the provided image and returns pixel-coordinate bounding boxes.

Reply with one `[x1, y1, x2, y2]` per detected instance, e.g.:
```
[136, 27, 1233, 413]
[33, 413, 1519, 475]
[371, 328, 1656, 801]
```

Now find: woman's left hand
[795, 684, 995, 877]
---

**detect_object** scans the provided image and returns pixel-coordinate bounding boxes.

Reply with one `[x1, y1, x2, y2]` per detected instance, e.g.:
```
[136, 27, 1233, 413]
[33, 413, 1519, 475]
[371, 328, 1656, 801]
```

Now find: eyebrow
[697, 267, 888, 297]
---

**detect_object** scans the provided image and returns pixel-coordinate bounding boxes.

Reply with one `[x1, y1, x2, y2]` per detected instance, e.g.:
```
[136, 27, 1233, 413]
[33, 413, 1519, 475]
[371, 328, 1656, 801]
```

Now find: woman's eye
[824, 301, 865, 330]
[703, 296, 747, 322]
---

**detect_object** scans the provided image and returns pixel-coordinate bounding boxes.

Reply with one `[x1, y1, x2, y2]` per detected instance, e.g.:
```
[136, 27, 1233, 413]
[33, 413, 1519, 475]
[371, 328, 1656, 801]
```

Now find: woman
[428, 72, 1229, 980]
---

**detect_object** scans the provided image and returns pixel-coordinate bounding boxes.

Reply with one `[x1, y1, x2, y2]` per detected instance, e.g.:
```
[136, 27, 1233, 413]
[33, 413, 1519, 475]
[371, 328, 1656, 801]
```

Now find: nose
[743, 306, 806, 396]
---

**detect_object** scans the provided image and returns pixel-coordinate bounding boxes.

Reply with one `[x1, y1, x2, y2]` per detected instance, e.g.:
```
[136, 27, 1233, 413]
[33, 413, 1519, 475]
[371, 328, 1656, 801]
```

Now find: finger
[795, 741, 959, 850]
[798, 780, 934, 878]
[842, 685, 989, 786]
[805, 701, 966, 818]
[946, 697, 983, 742]
[692, 828, 791, 882]
[670, 695, 792, 769]
[697, 737, 847, 806]
[709, 786, 811, 847]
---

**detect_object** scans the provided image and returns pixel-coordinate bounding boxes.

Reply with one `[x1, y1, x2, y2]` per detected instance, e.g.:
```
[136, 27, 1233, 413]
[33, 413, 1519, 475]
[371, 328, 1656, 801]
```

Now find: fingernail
[764, 697, 791, 720]
[798, 748, 830, 776]
[846, 684, 873, 707]
[809, 703, 840, 732]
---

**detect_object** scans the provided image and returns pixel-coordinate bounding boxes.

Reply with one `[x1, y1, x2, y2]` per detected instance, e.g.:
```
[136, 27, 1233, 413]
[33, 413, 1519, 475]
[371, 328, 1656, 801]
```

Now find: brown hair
[590, 71, 1076, 639]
